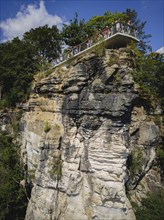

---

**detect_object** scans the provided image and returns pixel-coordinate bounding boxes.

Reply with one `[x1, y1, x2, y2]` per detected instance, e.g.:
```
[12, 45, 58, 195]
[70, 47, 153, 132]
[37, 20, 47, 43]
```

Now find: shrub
[44, 121, 51, 133]
[49, 157, 62, 181]
[134, 190, 164, 220]
[114, 73, 122, 84]
[128, 148, 144, 180]
[156, 145, 164, 159]
[154, 115, 162, 126]
[108, 55, 119, 66]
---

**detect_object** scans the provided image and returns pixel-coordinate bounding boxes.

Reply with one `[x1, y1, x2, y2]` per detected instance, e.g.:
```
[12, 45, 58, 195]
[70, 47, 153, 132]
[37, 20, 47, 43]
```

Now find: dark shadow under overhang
[105, 33, 139, 48]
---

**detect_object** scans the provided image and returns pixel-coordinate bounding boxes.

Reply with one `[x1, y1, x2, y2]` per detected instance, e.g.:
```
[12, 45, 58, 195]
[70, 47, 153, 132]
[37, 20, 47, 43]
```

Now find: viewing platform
[54, 23, 139, 68]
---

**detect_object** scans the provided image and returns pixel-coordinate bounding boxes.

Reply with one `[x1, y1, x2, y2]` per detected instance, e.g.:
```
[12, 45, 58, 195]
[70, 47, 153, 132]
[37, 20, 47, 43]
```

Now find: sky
[0, 0, 163, 51]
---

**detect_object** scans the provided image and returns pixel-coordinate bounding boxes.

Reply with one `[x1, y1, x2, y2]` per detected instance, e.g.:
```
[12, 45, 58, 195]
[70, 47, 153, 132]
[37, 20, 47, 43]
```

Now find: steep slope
[20, 48, 161, 220]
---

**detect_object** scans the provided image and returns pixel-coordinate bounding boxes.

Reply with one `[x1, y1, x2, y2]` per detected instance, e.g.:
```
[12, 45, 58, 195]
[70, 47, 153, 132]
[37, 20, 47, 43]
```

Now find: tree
[23, 25, 62, 62]
[85, 10, 126, 31]
[86, 9, 151, 53]
[0, 134, 28, 220]
[61, 9, 152, 53]
[123, 9, 152, 52]
[0, 37, 38, 107]
[0, 25, 62, 108]
[62, 12, 87, 46]
[131, 46, 164, 110]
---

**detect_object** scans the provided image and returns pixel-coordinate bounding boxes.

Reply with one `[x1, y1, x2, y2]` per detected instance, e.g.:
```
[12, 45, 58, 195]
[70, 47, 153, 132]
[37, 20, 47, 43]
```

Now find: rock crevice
[21, 48, 160, 220]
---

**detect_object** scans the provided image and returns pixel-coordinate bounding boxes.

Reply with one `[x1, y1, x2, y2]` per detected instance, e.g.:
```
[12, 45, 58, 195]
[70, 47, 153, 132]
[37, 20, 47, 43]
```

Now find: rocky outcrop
[20, 48, 161, 220]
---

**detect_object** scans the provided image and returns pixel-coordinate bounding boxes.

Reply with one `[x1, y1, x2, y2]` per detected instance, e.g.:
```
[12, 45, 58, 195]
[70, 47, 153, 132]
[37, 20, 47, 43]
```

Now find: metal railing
[54, 22, 138, 66]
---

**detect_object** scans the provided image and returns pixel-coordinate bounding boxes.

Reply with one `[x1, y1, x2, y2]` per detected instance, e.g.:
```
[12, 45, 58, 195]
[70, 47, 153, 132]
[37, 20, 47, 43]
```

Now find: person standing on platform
[116, 20, 121, 32]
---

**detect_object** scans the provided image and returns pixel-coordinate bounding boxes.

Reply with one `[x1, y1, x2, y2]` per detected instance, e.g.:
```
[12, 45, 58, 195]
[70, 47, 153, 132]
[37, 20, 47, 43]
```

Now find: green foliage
[53, 159, 62, 181]
[132, 48, 164, 110]
[114, 73, 122, 85]
[108, 55, 119, 66]
[62, 12, 87, 46]
[0, 25, 61, 108]
[154, 115, 162, 126]
[0, 37, 38, 107]
[123, 8, 152, 53]
[86, 10, 126, 30]
[0, 25, 62, 108]
[128, 148, 144, 179]
[156, 144, 164, 181]
[0, 9, 153, 108]
[157, 145, 164, 160]
[0, 134, 27, 220]
[44, 121, 51, 133]
[23, 25, 62, 62]
[11, 110, 23, 138]
[85, 8, 151, 53]
[93, 41, 106, 57]
[49, 157, 62, 181]
[134, 190, 164, 220]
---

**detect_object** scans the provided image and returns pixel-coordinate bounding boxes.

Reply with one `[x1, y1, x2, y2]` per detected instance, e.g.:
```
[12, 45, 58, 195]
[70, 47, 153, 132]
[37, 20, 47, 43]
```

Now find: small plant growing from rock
[44, 121, 51, 133]
[154, 114, 162, 126]
[28, 169, 36, 182]
[156, 144, 164, 181]
[108, 55, 119, 66]
[49, 156, 62, 181]
[156, 145, 164, 159]
[128, 148, 144, 180]
[93, 42, 106, 57]
[114, 73, 122, 84]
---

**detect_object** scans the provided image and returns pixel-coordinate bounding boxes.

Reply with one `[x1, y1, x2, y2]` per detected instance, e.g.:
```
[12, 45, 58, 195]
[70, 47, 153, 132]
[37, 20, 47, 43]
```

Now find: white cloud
[156, 47, 164, 54]
[0, 1, 64, 41]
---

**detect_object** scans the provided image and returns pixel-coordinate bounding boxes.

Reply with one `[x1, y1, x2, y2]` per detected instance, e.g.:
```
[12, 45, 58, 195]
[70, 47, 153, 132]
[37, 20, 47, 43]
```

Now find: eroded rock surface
[21, 48, 161, 220]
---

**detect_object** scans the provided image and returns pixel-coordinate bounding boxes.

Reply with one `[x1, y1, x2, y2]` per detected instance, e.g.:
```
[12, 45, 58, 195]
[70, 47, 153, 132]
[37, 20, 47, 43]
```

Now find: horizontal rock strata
[21, 48, 160, 220]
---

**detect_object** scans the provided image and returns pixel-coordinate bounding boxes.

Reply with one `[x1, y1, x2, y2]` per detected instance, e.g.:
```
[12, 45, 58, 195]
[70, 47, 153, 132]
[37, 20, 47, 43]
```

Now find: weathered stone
[138, 122, 160, 145]
[20, 48, 162, 220]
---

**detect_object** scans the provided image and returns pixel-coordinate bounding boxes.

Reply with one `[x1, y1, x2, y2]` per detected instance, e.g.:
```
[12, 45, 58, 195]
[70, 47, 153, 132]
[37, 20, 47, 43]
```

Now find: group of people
[100, 21, 136, 39]
[54, 20, 137, 66]
[71, 37, 93, 56]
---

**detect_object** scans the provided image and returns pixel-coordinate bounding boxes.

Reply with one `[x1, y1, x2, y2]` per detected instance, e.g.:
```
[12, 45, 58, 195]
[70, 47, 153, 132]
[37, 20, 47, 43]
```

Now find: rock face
[21, 48, 161, 220]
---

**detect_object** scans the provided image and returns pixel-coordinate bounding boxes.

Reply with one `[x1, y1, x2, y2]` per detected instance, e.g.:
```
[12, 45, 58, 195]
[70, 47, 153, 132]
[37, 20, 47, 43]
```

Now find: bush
[154, 115, 162, 126]
[128, 148, 144, 180]
[135, 190, 164, 220]
[157, 146, 164, 159]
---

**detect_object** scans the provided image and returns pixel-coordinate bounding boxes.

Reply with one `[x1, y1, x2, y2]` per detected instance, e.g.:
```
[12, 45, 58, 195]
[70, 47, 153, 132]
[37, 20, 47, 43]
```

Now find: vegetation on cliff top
[0, 8, 163, 220]
[0, 8, 154, 108]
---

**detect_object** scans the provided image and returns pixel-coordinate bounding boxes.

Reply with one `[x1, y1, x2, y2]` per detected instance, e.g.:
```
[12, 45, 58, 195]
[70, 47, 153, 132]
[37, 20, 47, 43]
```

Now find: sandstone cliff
[20, 48, 162, 220]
